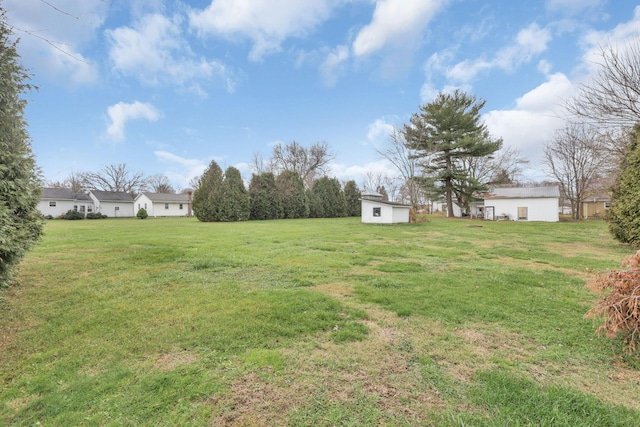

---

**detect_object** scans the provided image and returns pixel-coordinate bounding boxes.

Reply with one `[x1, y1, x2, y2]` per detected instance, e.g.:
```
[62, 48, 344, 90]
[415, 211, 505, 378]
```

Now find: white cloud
[483, 73, 575, 178]
[367, 118, 396, 145]
[320, 45, 350, 86]
[4, 0, 107, 85]
[106, 101, 163, 142]
[546, 0, 603, 15]
[447, 23, 552, 83]
[107, 13, 236, 94]
[352, 0, 447, 57]
[154, 151, 225, 190]
[329, 159, 400, 185]
[189, 0, 336, 62]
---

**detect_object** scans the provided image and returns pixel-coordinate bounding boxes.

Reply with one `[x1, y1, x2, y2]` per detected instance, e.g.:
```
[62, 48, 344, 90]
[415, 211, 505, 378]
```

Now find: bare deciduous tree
[376, 128, 424, 208]
[147, 174, 175, 194]
[270, 141, 335, 187]
[81, 163, 147, 197]
[544, 122, 610, 219]
[568, 40, 640, 129]
[250, 151, 269, 175]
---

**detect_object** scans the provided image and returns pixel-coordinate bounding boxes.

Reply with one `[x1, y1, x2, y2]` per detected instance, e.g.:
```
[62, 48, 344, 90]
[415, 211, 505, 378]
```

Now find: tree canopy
[0, 10, 44, 287]
[404, 90, 502, 217]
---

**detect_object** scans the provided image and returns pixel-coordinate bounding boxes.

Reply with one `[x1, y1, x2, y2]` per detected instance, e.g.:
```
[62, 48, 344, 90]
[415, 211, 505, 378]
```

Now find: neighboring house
[89, 190, 135, 218]
[484, 186, 560, 222]
[134, 192, 192, 217]
[38, 188, 94, 217]
[361, 191, 411, 224]
[581, 196, 611, 219]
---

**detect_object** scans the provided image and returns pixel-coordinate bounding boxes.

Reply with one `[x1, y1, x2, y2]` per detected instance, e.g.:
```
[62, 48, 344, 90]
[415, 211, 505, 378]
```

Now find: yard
[1, 216, 639, 425]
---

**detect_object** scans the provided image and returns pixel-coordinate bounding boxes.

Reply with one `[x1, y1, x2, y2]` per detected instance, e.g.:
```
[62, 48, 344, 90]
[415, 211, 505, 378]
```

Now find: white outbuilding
[361, 191, 411, 224]
[134, 192, 192, 217]
[483, 186, 560, 222]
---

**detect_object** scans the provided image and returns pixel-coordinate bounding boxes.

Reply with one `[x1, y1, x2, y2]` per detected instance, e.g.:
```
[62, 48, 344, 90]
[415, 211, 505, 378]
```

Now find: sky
[5, 0, 640, 191]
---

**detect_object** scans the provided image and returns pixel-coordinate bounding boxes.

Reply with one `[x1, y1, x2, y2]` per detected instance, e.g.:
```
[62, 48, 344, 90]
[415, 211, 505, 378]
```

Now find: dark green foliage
[309, 177, 346, 218]
[136, 208, 148, 219]
[192, 160, 223, 222]
[404, 89, 501, 217]
[218, 166, 250, 222]
[607, 129, 640, 247]
[249, 172, 282, 220]
[64, 210, 84, 220]
[276, 170, 309, 219]
[343, 180, 361, 217]
[86, 212, 107, 220]
[0, 12, 44, 287]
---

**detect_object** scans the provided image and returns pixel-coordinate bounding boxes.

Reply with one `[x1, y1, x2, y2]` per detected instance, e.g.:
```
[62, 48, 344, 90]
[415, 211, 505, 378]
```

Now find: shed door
[517, 207, 528, 220]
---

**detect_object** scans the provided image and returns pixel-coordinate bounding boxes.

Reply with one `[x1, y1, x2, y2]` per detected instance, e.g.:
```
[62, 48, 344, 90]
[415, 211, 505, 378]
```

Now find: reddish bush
[585, 250, 640, 352]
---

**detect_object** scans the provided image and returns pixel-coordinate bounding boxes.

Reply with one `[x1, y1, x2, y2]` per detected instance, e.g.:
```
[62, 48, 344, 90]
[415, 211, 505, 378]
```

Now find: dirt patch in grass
[495, 255, 593, 280]
[152, 351, 199, 371]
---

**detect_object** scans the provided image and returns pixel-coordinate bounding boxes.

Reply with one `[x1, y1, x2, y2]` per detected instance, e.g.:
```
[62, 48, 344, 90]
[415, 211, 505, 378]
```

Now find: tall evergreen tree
[249, 172, 282, 220]
[343, 180, 361, 217]
[404, 90, 502, 217]
[276, 170, 309, 219]
[310, 177, 346, 218]
[218, 166, 250, 222]
[192, 160, 223, 222]
[607, 127, 640, 247]
[0, 10, 43, 288]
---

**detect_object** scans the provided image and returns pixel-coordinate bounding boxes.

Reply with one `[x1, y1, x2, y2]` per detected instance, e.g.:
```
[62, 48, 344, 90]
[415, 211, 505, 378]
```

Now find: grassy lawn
[1, 216, 639, 425]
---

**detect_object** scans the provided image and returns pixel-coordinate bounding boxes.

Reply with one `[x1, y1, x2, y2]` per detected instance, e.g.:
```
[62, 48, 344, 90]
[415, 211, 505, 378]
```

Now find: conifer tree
[249, 172, 282, 220]
[343, 180, 361, 217]
[192, 160, 223, 222]
[310, 177, 346, 218]
[218, 166, 250, 221]
[0, 9, 43, 288]
[276, 170, 309, 219]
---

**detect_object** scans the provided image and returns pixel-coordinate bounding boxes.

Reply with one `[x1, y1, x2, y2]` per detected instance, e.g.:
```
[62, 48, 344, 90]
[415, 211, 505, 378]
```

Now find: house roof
[41, 187, 92, 201]
[485, 186, 560, 199]
[138, 192, 190, 203]
[361, 198, 411, 208]
[90, 190, 134, 202]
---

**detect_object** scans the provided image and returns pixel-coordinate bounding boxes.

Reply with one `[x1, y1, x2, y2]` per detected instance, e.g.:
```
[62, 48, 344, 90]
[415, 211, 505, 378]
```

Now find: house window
[49, 201, 56, 207]
[79, 205, 85, 213]
[165, 203, 169, 209]
[144, 203, 147, 210]
[138, 203, 141, 210]
[604, 202, 611, 209]
[517, 207, 528, 220]
[373, 207, 381, 217]
[87, 206, 92, 213]
[179, 204, 183, 210]
[115, 206, 119, 211]
[74, 205, 78, 211]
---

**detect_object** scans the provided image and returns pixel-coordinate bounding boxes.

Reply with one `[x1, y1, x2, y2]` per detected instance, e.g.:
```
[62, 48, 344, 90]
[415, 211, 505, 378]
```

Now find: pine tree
[249, 172, 282, 220]
[0, 10, 44, 288]
[607, 127, 640, 247]
[343, 180, 361, 217]
[310, 177, 346, 218]
[218, 166, 250, 222]
[276, 170, 309, 219]
[192, 160, 223, 222]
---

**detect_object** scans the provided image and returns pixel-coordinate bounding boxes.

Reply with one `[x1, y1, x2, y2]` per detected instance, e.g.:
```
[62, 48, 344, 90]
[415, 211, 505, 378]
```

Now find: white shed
[89, 190, 135, 218]
[484, 186, 560, 222]
[134, 192, 192, 217]
[361, 192, 411, 224]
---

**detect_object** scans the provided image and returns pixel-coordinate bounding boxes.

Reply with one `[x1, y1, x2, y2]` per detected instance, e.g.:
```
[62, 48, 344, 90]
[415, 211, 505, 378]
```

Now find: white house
[89, 190, 135, 218]
[484, 186, 560, 222]
[134, 192, 192, 217]
[361, 191, 411, 224]
[38, 188, 94, 217]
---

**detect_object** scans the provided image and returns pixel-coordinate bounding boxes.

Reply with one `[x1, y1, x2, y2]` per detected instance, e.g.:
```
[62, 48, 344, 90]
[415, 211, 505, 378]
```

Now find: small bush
[64, 210, 84, 220]
[86, 212, 107, 220]
[136, 208, 149, 219]
[585, 250, 640, 352]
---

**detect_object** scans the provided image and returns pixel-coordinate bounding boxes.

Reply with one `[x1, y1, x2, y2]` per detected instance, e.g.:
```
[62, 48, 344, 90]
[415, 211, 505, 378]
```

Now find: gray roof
[140, 192, 190, 203]
[90, 190, 134, 202]
[41, 187, 92, 201]
[361, 198, 411, 208]
[485, 186, 560, 199]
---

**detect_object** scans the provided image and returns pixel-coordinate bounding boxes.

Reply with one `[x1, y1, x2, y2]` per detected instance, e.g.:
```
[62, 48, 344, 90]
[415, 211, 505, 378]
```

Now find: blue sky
[6, 0, 640, 190]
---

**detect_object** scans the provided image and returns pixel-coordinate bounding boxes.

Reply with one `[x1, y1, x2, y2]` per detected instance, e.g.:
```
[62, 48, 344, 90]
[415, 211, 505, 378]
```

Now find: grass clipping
[585, 249, 640, 352]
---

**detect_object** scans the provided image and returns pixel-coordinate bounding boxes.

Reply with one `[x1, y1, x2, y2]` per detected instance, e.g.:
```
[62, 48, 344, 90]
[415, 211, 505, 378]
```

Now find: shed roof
[90, 190, 134, 202]
[485, 186, 560, 199]
[41, 187, 92, 201]
[361, 198, 411, 208]
[139, 192, 190, 203]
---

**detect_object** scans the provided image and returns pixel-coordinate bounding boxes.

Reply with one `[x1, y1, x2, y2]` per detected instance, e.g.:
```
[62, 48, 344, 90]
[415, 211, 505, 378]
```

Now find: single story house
[89, 190, 135, 218]
[361, 190, 411, 224]
[484, 186, 560, 222]
[38, 188, 95, 217]
[134, 192, 192, 217]
[581, 195, 610, 219]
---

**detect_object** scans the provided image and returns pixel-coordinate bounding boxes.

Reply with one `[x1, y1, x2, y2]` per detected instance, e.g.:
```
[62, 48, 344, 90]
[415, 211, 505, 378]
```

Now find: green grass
[1, 216, 639, 425]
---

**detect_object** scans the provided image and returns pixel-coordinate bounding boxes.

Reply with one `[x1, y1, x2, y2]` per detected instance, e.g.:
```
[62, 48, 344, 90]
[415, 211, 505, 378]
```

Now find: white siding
[99, 201, 135, 218]
[37, 200, 75, 217]
[361, 199, 410, 224]
[485, 197, 559, 222]
[135, 194, 153, 216]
